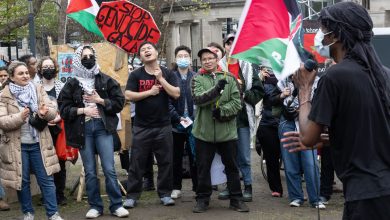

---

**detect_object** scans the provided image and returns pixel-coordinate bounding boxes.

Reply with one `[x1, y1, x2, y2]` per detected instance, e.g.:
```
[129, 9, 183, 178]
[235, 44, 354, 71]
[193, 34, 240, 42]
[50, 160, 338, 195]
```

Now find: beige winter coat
[0, 84, 60, 190]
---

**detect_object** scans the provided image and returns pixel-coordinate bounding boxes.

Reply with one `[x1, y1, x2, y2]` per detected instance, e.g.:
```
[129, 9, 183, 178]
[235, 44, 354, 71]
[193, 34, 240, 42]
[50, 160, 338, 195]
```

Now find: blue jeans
[80, 119, 122, 214]
[0, 180, 5, 199]
[236, 127, 252, 185]
[17, 143, 58, 217]
[278, 117, 320, 205]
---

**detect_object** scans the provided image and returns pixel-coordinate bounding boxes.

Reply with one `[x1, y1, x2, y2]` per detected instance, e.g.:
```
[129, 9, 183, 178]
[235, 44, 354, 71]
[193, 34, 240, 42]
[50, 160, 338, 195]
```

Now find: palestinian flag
[230, 0, 310, 79]
[66, 0, 103, 37]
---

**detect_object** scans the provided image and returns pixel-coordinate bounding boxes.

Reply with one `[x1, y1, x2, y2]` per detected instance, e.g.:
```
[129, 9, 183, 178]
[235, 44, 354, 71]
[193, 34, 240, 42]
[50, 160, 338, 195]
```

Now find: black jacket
[58, 72, 125, 148]
[169, 70, 196, 124]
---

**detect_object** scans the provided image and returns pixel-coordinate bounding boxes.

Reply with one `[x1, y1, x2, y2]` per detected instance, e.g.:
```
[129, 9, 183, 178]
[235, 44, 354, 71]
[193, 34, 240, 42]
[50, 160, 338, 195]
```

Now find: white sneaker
[112, 207, 129, 218]
[24, 212, 34, 220]
[171, 190, 182, 199]
[289, 199, 302, 207]
[48, 212, 64, 220]
[312, 201, 326, 209]
[86, 209, 101, 219]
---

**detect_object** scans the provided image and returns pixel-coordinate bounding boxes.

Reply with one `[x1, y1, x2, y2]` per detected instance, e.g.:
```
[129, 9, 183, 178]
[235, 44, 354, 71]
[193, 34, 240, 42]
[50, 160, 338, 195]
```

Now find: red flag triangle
[67, 0, 93, 14]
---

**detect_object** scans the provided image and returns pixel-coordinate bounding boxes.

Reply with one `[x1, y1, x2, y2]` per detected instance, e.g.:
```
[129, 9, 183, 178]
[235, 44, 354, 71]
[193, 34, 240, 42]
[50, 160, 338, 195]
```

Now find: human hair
[0, 66, 7, 72]
[138, 41, 158, 56]
[37, 56, 59, 78]
[18, 54, 35, 65]
[174, 45, 191, 57]
[319, 2, 390, 114]
[207, 42, 225, 57]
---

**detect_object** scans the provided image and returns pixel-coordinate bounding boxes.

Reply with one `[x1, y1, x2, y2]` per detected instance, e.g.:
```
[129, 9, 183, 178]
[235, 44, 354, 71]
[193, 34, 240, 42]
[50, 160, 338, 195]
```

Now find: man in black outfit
[124, 41, 180, 208]
[283, 2, 390, 220]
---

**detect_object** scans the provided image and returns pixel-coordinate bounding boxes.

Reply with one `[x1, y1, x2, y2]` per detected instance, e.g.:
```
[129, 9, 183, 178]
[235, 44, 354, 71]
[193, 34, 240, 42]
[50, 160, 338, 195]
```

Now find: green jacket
[191, 71, 242, 143]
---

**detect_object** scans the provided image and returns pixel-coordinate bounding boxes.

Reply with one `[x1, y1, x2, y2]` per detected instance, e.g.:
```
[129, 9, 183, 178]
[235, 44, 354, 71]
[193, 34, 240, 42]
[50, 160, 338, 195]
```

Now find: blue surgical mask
[176, 58, 190, 69]
[314, 29, 335, 58]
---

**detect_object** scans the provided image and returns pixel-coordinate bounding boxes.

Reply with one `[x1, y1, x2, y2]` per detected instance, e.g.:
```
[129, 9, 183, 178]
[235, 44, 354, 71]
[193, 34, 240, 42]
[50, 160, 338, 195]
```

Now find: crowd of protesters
[0, 2, 389, 220]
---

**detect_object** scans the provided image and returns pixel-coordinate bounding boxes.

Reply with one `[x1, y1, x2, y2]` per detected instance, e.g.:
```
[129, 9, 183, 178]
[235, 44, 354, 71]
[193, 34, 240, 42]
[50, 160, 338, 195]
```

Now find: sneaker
[112, 207, 129, 218]
[160, 197, 175, 206]
[85, 209, 102, 219]
[312, 201, 326, 209]
[48, 212, 64, 220]
[289, 199, 303, 207]
[242, 185, 252, 202]
[192, 201, 209, 213]
[218, 188, 230, 200]
[123, 199, 137, 209]
[319, 196, 329, 205]
[0, 199, 10, 211]
[229, 200, 249, 212]
[271, 192, 282, 197]
[171, 190, 182, 199]
[142, 178, 155, 191]
[24, 212, 34, 220]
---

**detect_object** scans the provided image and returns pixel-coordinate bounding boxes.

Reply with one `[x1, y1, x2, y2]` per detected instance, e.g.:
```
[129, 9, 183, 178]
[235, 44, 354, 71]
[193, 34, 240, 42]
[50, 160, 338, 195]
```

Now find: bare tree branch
[0, 0, 45, 38]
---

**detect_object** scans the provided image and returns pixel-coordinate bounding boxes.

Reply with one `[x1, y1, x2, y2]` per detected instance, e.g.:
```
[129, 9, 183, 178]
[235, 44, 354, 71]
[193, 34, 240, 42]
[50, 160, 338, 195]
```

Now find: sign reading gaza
[95, 0, 161, 53]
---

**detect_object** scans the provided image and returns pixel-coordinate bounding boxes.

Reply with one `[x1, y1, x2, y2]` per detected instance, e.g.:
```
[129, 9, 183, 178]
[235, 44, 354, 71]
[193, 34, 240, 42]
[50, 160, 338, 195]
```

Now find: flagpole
[64, 16, 68, 43]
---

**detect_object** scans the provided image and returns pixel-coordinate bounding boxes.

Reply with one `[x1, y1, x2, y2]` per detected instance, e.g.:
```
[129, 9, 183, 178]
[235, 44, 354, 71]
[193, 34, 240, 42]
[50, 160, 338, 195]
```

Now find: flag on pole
[66, 0, 103, 37]
[230, 0, 310, 79]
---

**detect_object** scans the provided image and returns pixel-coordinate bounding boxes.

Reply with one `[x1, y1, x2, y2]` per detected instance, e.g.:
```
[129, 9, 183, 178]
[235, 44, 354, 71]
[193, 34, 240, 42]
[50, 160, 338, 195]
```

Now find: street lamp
[28, 0, 36, 56]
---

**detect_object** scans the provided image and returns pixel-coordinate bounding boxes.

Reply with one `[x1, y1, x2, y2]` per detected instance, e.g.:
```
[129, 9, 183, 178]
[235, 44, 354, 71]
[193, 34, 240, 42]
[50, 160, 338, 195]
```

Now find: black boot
[229, 199, 249, 212]
[242, 184, 252, 202]
[193, 201, 209, 213]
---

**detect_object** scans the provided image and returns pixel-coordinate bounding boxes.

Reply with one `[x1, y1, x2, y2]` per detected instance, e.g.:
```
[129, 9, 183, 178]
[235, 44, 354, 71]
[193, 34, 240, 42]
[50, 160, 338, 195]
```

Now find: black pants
[172, 132, 197, 191]
[257, 125, 283, 194]
[144, 151, 154, 180]
[54, 159, 67, 201]
[127, 125, 173, 199]
[320, 145, 334, 200]
[195, 138, 242, 202]
[343, 195, 390, 220]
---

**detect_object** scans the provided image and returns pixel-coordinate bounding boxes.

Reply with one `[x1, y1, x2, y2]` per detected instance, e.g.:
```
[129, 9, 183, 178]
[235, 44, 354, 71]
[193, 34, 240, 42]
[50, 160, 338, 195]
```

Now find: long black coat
[58, 72, 125, 148]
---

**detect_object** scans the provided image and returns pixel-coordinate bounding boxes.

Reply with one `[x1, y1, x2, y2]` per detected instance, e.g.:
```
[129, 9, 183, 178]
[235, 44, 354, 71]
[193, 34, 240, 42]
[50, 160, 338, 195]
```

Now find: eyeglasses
[201, 57, 216, 63]
[42, 66, 55, 70]
[177, 54, 190, 59]
[226, 41, 233, 46]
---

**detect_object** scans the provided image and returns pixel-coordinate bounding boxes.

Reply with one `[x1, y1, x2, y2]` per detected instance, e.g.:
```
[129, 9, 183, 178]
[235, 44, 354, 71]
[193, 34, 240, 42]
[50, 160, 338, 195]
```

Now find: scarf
[199, 65, 222, 74]
[73, 45, 100, 80]
[9, 81, 39, 141]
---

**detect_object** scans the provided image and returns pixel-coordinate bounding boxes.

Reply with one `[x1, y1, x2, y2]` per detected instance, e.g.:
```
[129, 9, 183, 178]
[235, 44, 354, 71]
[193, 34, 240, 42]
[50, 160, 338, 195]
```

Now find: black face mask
[81, 56, 96, 69]
[42, 69, 56, 80]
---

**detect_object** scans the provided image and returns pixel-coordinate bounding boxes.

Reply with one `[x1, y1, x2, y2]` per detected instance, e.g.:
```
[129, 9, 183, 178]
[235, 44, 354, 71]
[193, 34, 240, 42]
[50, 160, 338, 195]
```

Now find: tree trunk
[0, 0, 45, 38]
[57, 0, 68, 44]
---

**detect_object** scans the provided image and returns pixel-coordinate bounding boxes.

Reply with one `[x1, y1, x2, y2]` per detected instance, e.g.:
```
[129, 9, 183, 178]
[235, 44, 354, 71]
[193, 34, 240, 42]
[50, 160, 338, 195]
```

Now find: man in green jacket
[191, 47, 249, 213]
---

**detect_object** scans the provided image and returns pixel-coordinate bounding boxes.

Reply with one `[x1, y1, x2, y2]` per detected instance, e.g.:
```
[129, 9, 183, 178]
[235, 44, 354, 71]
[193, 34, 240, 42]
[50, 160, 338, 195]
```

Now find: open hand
[281, 131, 325, 153]
[83, 90, 103, 104]
[84, 106, 100, 118]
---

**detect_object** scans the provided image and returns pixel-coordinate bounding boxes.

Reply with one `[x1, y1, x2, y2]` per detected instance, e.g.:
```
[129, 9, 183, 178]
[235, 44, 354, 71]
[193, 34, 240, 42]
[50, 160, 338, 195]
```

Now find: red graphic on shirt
[139, 79, 164, 92]
[139, 80, 155, 92]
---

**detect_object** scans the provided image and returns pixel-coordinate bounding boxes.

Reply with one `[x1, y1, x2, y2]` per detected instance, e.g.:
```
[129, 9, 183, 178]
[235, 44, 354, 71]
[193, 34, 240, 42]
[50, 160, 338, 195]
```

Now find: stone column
[191, 20, 201, 70]
[209, 20, 224, 46]
[179, 23, 191, 47]
[166, 22, 180, 68]
[385, 10, 390, 27]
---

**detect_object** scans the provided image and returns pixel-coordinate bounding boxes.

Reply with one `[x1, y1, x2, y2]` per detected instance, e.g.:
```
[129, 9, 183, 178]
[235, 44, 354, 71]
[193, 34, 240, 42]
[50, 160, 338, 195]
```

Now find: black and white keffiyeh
[73, 45, 100, 79]
[9, 81, 38, 112]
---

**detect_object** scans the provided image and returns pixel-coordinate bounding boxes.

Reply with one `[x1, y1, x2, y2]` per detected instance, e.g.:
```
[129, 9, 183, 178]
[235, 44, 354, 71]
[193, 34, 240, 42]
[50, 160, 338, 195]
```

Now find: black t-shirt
[309, 58, 390, 202]
[126, 66, 178, 128]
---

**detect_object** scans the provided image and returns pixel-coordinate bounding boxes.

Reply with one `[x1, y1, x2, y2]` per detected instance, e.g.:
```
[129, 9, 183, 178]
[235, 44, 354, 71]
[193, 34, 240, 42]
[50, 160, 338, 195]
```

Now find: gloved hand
[212, 107, 221, 120]
[216, 79, 228, 92]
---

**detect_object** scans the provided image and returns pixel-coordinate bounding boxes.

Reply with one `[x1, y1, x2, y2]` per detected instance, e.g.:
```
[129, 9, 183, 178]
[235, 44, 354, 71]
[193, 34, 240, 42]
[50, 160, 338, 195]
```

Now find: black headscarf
[319, 2, 390, 115]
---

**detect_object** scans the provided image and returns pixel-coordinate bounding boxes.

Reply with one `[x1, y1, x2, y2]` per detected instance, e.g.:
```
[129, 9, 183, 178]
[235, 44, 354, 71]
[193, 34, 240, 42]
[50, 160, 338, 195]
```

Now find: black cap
[223, 33, 235, 46]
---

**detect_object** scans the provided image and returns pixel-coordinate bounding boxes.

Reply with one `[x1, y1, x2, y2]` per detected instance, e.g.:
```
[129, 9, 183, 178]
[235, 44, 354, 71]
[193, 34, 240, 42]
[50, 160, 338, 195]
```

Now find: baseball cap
[197, 47, 218, 58]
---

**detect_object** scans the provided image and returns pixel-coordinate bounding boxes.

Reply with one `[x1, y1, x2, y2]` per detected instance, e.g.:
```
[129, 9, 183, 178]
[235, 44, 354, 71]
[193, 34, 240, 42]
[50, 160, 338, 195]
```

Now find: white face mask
[314, 29, 335, 58]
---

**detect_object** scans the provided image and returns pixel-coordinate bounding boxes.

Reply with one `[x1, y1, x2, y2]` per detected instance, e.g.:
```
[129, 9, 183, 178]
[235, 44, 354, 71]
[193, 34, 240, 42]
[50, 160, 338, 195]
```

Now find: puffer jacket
[191, 71, 242, 143]
[0, 84, 60, 190]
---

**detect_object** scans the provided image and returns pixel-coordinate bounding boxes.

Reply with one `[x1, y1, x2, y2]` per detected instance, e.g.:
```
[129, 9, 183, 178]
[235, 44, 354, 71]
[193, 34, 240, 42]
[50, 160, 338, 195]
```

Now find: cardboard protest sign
[95, 0, 161, 53]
